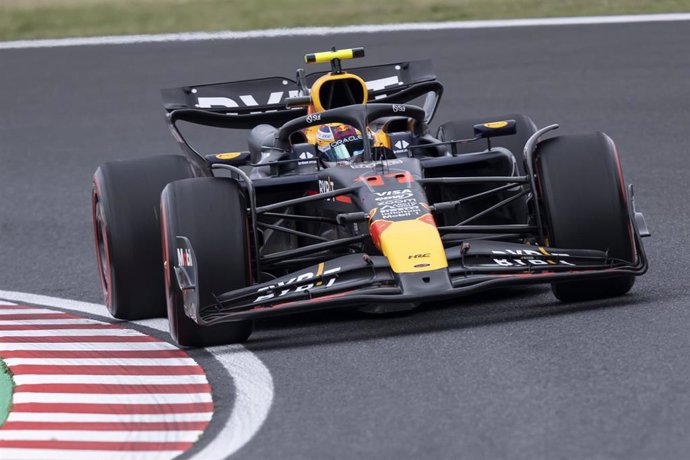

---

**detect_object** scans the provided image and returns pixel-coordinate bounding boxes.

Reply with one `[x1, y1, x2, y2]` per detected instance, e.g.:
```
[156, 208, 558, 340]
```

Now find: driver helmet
[315, 123, 369, 164]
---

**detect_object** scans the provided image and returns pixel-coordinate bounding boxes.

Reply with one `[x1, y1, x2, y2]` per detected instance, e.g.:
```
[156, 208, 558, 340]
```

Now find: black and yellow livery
[92, 47, 650, 346]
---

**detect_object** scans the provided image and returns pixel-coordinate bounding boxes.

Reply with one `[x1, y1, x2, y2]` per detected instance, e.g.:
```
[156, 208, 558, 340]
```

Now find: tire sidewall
[161, 177, 253, 346]
[91, 155, 196, 320]
[535, 132, 636, 301]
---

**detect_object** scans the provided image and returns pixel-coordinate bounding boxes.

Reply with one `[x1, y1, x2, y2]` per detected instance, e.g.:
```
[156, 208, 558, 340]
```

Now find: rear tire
[437, 113, 537, 174]
[92, 155, 195, 320]
[536, 132, 635, 302]
[161, 177, 253, 347]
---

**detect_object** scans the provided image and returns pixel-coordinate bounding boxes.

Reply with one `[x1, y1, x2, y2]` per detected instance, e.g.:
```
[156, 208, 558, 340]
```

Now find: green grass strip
[0, 0, 689, 41]
[0, 359, 13, 427]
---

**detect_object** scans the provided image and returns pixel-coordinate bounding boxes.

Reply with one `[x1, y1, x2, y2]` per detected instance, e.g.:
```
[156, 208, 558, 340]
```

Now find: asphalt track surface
[0, 20, 688, 459]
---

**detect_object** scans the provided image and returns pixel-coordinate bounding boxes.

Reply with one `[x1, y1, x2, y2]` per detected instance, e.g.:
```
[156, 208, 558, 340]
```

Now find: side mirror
[206, 151, 251, 166]
[473, 120, 517, 138]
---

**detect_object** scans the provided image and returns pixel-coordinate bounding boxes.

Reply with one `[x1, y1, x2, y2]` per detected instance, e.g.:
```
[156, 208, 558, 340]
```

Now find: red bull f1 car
[92, 47, 650, 347]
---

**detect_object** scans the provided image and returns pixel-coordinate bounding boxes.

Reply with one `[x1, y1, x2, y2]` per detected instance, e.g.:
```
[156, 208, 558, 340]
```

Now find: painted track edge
[0, 290, 274, 460]
[0, 13, 689, 50]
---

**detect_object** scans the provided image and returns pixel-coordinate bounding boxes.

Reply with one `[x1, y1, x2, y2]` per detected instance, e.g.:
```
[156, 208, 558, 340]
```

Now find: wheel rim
[92, 190, 112, 309]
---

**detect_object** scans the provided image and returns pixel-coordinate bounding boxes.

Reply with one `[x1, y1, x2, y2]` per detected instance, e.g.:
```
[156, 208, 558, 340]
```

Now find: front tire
[92, 155, 195, 320]
[536, 132, 636, 302]
[161, 178, 253, 347]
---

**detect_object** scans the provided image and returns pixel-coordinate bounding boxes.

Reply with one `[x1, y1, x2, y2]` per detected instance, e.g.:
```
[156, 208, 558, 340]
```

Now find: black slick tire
[161, 177, 253, 347]
[92, 155, 195, 320]
[536, 132, 636, 302]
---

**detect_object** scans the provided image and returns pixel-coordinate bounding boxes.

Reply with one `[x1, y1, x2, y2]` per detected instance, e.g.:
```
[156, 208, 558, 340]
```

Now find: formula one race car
[92, 47, 650, 346]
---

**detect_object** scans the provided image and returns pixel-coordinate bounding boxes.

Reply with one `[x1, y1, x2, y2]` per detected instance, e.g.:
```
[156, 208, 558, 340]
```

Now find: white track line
[198, 345, 276, 459]
[0, 430, 204, 443]
[0, 13, 689, 50]
[11, 392, 213, 405]
[0, 342, 178, 351]
[0, 319, 107, 325]
[12, 374, 209, 385]
[7, 412, 213, 423]
[0, 449, 185, 460]
[0, 328, 145, 337]
[5, 357, 198, 366]
[0, 290, 275, 460]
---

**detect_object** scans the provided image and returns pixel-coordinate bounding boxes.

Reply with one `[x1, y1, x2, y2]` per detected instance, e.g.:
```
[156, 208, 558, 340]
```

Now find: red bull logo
[333, 125, 358, 139]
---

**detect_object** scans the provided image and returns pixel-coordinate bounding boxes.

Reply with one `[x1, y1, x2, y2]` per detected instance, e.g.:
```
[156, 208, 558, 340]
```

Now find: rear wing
[162, 59, 443, 126]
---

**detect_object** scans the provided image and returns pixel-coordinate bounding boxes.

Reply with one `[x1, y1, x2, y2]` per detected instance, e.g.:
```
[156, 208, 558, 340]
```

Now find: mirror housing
[473, 120, 517, 138]
[206, 151, 251, 166]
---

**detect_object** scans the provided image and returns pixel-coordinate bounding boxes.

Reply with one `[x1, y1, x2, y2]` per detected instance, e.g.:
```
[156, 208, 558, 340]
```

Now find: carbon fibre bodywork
[161, 54, 649, 328]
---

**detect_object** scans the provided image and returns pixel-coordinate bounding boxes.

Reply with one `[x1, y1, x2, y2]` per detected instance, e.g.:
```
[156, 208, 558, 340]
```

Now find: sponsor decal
[298, 151, 316, 165]
[408, 253, 430, 259]
[366, 75, 401, 92]
[491, 248, 571, 257]
[392, 104, 406, 113]
[318, 178, 343, 202]
[177, 248, 193, 267]
[329, 134, 362, 148]
[379, 205, 421, 219]
[194, 74, 401, 109]
[253, 267, 342, 303]
[374, 189, 422, 219]
[393, 139, 410, 153]
[492, 258, 574, 267]
[196, 90, 299, 109]
[374, 189, 414, 202]
[306, 113, 321, 123]
[216, 152, 242, 160]
[483, 121, 508, 129]
[333, 124, 358, 137]
[319, 178, 334, 194]
[490, 248, 575, 267]
[350, 159, 403, 169]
